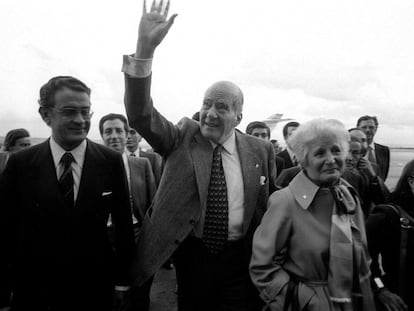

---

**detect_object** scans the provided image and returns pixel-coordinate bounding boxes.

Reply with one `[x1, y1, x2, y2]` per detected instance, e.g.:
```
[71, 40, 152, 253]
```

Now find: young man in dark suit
[357, 115, 390, 181]
[0, 76, 134, 311]
[277, 121, 300, 169]
[126, 127, 163, 187]
[122, 2, 276, 310]
[245, 121, 285, 177]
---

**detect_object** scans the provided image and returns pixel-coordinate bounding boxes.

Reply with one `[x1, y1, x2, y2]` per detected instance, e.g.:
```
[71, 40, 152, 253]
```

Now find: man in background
[127, 127, 163, 186]
[0, 128, 31, 175]
[357, 115, 390, 181]
[278, 121, 300, 169]
[245, 121, 284, 177]
[100, 113, 156, 311]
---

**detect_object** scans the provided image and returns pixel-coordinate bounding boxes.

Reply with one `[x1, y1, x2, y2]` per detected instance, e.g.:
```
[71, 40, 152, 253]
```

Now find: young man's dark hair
[282, 121, 300, 139]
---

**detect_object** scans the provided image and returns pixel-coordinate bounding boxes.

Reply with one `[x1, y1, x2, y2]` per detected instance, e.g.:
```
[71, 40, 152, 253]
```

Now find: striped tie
[59, 152, 74, 207]
[203, 145, 229, 254]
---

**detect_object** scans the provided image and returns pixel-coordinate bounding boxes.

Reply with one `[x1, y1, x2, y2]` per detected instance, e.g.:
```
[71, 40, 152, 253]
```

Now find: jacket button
[189, 219, 195, 225]
[174, 240, 180, 245]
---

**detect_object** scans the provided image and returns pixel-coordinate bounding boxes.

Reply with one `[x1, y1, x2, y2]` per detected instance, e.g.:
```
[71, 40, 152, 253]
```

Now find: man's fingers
[166, 13, 178, 28]
[159, 0, 164, 13]
[150, 0, 156, 12]
[163, 0, 170, 17]
[143, 0, 147, 14]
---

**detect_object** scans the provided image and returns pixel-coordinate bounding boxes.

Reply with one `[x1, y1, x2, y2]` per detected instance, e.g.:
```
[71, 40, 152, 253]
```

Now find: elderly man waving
[122, 1, 277, 310]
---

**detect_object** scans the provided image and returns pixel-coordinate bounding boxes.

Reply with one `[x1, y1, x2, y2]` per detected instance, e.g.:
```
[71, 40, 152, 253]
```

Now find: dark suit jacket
[0, 152, 9, 176]
[128, 156, 156, 224]
[139, 149, 163, 187]
[275, 156, 285, 178]
[0, 139, 134, 310]
[374, 142, 390, 181]
[124, 74, 277, 285]
[278, 149, 294, 169]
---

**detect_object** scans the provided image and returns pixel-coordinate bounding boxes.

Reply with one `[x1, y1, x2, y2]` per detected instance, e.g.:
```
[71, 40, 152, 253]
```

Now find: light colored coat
[250, 171, 375, 311]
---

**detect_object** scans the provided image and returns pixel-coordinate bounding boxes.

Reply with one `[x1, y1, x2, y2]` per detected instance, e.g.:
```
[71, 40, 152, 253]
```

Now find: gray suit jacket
[124, 74, 277, 285]
[128, 156, 156, 223]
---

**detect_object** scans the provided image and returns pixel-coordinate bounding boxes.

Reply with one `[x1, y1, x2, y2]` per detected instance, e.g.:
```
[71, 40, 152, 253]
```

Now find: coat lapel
[236, 132, 262, 234]
[30, 140, 64, 206]
[190, 132, 213, 212]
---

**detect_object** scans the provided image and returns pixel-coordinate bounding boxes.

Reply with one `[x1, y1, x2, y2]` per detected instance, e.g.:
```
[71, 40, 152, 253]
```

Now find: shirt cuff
[122, 54, 152, 78]
[114, 285, 131, 291]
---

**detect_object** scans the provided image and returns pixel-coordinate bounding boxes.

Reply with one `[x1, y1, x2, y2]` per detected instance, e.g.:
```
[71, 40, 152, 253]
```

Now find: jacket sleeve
[124, 74, 180, 157]
[249, 191, 292, 308]
[0, 155, 18, 307]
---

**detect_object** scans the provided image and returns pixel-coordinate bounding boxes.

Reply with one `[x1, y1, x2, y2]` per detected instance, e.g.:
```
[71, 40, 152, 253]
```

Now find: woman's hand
[376, 288, 407, 311]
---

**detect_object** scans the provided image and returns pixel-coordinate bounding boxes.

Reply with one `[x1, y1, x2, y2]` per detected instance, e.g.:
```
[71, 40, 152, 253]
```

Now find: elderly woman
[367, 159, 414, 311]
[250, 118, 375, 311]
[0, 128, 31, 174]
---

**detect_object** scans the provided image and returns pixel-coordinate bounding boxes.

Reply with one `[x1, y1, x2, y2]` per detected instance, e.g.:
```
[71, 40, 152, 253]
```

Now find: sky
[1, 0, 414, 147]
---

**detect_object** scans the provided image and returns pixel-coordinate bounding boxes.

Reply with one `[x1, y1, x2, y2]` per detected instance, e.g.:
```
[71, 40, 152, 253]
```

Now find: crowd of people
[0, 1, 413, 311]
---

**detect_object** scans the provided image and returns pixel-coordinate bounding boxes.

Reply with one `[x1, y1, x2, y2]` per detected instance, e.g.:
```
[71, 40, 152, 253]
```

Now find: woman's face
[304, 137, 345, 187]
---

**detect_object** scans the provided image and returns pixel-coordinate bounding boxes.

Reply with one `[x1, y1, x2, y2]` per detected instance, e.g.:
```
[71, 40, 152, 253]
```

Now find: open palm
[138, 0, 177, 52]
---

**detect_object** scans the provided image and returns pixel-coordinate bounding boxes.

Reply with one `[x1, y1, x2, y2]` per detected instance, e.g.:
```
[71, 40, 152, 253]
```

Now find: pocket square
[260, 176, 267, 186]
[102, 191, 113, 197]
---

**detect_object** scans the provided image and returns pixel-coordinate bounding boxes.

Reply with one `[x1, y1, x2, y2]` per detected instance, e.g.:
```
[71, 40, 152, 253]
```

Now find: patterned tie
[367, 146, 376, 163]
[203, 145, 229, 254]
[59, 152, 74, 207]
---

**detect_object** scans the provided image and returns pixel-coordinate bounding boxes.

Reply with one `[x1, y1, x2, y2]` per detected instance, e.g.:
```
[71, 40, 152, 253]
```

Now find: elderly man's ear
[235, 113, 242, 126]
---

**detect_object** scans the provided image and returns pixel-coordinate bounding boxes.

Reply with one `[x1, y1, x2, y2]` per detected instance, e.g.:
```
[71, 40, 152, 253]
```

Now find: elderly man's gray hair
[289, 118, 350, 166]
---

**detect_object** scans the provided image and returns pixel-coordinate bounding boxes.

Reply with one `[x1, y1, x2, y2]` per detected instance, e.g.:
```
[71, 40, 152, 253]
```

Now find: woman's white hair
[289, 118, 350, 166]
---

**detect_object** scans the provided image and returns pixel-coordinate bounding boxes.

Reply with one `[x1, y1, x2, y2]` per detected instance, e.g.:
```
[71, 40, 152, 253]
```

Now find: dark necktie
[59, 152, 74, 207]
[203, 145, 229, 254]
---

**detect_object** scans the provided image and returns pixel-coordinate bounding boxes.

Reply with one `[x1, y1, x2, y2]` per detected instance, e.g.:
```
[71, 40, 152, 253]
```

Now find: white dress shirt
[50, 138, 86, 202]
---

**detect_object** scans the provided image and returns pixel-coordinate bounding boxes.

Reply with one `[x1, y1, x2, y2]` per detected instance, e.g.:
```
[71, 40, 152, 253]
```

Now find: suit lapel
[190, 131, 213, 211]
[236, 132, 262, 234]
[30, 140, 64, 206]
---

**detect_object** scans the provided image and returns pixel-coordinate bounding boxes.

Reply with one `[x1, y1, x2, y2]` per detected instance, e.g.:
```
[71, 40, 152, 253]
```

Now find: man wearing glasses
[0, 76, 134, 311]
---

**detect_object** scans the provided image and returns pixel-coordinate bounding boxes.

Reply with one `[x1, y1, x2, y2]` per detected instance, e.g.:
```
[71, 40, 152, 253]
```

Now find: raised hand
[135, 0, 178, 58]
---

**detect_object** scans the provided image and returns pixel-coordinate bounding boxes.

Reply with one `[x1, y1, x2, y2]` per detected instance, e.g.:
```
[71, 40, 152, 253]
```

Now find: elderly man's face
[358, 119, 377, 145]
[304, 137, 345, 187]
[200, 82, 242, 144]
[9, 137, 31, 152]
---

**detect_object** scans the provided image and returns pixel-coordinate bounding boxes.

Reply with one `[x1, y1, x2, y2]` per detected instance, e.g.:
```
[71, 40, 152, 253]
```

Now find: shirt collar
[288, 170, 321, 210]
[368, 142, 375, 150]
[50, 137, 87, 168]
[210, 131, 236, 155]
